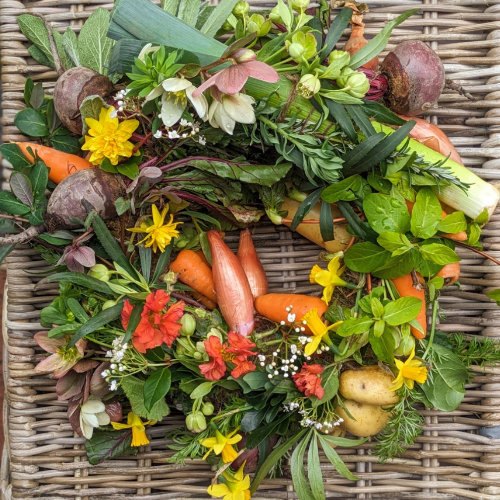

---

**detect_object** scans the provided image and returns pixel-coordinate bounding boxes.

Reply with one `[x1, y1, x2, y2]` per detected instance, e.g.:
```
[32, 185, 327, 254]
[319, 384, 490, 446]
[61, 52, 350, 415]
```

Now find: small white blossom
[290, 345, 297, 355]
[280, 320, 286, 326]
[199, 136, 206, 146]
[110, 363, 116, 370]
[168, 130, 180, 139]
[268, 374, 273, 379]
[284, 373, 289, 378]
[153, 130, 163, 139]
[106, 351, 113, 358]
[287, 313, 296, 322]
[109, 380, 118, 391]
[101, 370, 108, 378]
[180, 118, 189, 126]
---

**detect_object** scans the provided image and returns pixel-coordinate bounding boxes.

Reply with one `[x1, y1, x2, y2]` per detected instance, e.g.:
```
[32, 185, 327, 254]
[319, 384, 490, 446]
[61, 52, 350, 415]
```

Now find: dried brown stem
[454, 240, 500, 266]
[0, 225, 44, 245]
[445, 79, 477, 102]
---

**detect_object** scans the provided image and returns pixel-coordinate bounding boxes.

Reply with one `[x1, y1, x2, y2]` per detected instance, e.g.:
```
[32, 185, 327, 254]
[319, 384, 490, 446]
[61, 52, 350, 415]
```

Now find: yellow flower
[111, 411, 156, 447]
[82, 106, 139, 166]
[309, 253, 347, 304]
[128, 204, 181, 253]
[207, 463, 251, 500]
[390, 347, 428, 391]
[200, 428, 242, 463]
[302, 309, 342, 356]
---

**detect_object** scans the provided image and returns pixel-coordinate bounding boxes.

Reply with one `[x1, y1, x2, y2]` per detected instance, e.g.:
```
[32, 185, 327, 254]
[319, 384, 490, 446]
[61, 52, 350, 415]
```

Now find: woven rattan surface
[1, 0, 500, 499]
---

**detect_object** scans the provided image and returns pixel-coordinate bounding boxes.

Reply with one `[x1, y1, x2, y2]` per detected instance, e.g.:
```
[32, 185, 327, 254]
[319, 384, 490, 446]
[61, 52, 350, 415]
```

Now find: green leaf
[29, 161, 49, 201]
[377, 232, 413, 256]
[419, 243, 460, 266]
[80, 95, 109, 135]
[345, 104, 376, 138]
[0, 245, 15, 266]
[69, 302, 123, 347]
[312, 366, 339, 408]
[18, 14, 53, 63]
[337, 201, 378, 243]
[29, 82, 45, 110]
[92, 214, 136, 277]
[66, 297, 90, 324]
[373, 252, 416, 279]
[190, 381, 214, 400]
[467, 222, 481, 246]
[320, 7, 352, 56]
[362, 100, 406, 126]
[151, 240, 174, 284]
[246, 413, 289, 449]
[349, 9, 419, 69]
[318, 434, 359, 481]
[62, 27, 81, 66]
[10, 173, 34, 208]
[342, 132, 385, 171]
[162, 0, 180, 15]
[186, 158, 292, 187]
[14, 108, 49, 137]
[321, 175, 364, 203]
[46, 272, 114, 295]
[117, 158, 140, 180]
[384, 297, 423, 326]
[123, 302, 144, 343]
[337, 316, 374, 336]
[344, 242, 390, 273]
[178, 0, 202, 27]
[369, 325, 395, 362]
[24, 78, 34, 107]
[276, 0, 293, 31]
[78, 8, 114, 74]
[0, 191, 31, 216]
[250, 430, 307, 494]
[200, 0, 237, 37]
[48, 323, 80, 338]
[138, 246, 152, 282]
[486, 289, 500, 306]
[290, 188, 323, 230]
[241, 410, 266, 433]
[85, 429, 137, 465]
[410, 187, 442, 239]
[28, 44, 53, 68]
[371, 297, 385, 318]
[121, 375, 170, 420]
[144, 367, 172, 411]
[319, 200, 335, 242]
[0, 144, 31, 171]
[291, 432, 314, 500]
[325, 100, 357, 142]
[50, 133, 80, 154]
[363, 193, 411, 234]
[307, 433, 325, 500]
[437, 211, 467, 234]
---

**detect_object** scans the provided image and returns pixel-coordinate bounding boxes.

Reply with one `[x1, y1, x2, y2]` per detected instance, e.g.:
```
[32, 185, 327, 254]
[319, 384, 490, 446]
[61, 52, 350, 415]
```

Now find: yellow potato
[339, 365, 399, 406]
[336, 400, 391, 437]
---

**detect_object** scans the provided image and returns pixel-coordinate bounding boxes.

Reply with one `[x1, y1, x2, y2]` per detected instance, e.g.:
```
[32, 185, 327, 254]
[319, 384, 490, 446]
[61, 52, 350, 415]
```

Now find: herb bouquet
[2, 0, 500, 498]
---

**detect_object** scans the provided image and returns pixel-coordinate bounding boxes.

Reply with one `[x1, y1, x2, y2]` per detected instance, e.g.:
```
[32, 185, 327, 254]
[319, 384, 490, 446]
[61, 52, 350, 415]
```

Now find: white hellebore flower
[79, 396, 110, 439]
[138, 43, 160, 62]
[146, 78, 208, 127]
[208, 93, 256, 135]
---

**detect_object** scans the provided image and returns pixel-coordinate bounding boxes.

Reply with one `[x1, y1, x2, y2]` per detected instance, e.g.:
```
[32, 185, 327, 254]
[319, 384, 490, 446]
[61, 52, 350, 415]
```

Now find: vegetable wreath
[1, 1, 500, 498]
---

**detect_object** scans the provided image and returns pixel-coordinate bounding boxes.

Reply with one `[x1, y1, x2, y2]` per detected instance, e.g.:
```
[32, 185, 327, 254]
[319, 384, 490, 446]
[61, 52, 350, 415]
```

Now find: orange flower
[121, 290, 185, 353]
[199, 331, 256, 381]
[292, 363, 325, 399]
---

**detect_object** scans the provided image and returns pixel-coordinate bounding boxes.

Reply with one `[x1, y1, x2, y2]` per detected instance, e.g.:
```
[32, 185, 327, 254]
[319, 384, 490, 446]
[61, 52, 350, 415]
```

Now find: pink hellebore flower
[193, 49, 279, 97]
[57, 245, 96, 273]
[34, 331, 87, 378]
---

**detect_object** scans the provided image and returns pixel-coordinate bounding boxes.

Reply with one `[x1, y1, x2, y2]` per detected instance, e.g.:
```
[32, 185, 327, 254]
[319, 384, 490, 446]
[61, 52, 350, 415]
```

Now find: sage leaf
[410, 187, 442, 239]
[363, 193, 411, 234]
[10, 173, 34, 208]
[86, 429, 137, 465]
[18, 14, 53, 62]
[62, 27, 80, 66]
[291, 432, 314, 500]
[318, 434, 359, 481]
[143, 367, 172, 411]
[384, 297, 423, 326]
[80, 95, 109, 135]
[178, 0, 201, 27]
[308, 434, 325, 500]
[14, 108, 49, 137]
[78, 7, 114, 74]
[344, 242, 390, 273]
[0, 191, 31, 216]
[28, 44, 54, 68]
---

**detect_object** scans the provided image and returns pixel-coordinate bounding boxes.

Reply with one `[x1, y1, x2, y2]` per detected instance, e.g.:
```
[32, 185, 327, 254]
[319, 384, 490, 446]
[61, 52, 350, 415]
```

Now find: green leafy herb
[85, 429, 137, 465]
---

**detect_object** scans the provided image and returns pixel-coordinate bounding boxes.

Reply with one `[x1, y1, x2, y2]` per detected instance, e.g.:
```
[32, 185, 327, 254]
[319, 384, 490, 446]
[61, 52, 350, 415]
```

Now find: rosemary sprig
[448, 334, 500, 369]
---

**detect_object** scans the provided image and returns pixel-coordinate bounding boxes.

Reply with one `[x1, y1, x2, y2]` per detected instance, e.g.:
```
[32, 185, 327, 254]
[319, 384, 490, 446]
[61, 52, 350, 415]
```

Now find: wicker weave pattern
[1, 1, 500, 499]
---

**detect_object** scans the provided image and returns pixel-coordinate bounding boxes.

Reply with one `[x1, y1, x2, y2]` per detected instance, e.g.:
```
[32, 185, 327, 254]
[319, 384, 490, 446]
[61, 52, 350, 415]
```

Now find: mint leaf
[344, 242, 390, 273]
[337, 317, 374, 336]
[437, 211, 467, 234]
[363, 193, 410, 234]
[410, 188, 442, 239]
[419, 243, 460, 266]
[384, 297, 423, 326]
[377, 232, 413, 256]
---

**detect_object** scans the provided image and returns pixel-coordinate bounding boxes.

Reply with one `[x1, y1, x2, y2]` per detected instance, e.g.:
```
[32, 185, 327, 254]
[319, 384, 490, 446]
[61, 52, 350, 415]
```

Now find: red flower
[292, 363, 325, 399]
[122, 290, 185, 353]
[199, 331, 256, 381]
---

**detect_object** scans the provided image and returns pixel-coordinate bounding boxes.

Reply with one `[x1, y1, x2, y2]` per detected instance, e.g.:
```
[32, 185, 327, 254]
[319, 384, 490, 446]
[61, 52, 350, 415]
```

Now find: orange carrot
[207, 230, 254, 336]
[405, 200, 467, 242]
[391, 273, 427, 339]
[15, 142, 93, 184]
[170, 249, 217, 303]
[437, 262, 460, 286]
[237, 229, 268, 299]
[196, 249, 210, 267]
[343, 4, 378, 71]
[192, 291, 217, 310]
[255, 293, 327, 333]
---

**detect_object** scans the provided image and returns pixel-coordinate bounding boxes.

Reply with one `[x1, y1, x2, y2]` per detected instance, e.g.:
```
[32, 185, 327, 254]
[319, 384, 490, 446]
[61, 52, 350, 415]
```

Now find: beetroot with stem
[380, 40, 445, 116]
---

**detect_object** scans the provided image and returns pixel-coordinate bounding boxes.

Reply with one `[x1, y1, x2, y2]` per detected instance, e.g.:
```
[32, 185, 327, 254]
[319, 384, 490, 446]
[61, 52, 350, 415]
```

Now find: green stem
[261, 46, 287, 63]
[422, 300, 439, 360]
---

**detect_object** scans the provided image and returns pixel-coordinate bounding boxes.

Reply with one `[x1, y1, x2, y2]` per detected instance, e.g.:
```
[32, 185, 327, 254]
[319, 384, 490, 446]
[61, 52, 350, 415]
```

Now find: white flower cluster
[300, 416, 344, 432]
[283, 401, 301, 412]
[266, 348, 301, 380]
[101, 337, 129, 391]
[152, 118, 206, 145]
[114, 88, 130, 113]
[279, 305, 307, 334]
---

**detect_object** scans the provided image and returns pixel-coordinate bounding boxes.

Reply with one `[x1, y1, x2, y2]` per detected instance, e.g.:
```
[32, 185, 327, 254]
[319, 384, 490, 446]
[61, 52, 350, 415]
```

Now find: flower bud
[233, 48, 256, 63]
[66, 310, 75, 322]
[327, 50, 350, 67]
[176, 337, 195, 357]
[196, 341, 207, 358]
[286, 32, 317, 62]
[269, 5, 283, 23]
[207, 328, 223, 342]
[337, 68, 370, 99]
[180, 314, 196, 336]
[194, 308, 208, 319]
[202, 402, 215, 416]
[287, 42, 304, 60]
[102, 300, 117, 310]
[292, 0, 310, 12]
[221, 20, 233, 32]
[186, 411, 207, 433]
[298, 73, 321, 99]
[163, 270, 177, 286]
[247, 14, 271, 38]
[193, 351, 203, 360]
[232, 1, 249, 18]
[88, 263, 112, 282]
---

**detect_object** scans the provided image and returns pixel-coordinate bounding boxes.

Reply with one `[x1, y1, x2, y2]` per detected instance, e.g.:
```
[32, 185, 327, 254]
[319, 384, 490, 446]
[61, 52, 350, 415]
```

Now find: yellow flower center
[168, 90, 188, 107]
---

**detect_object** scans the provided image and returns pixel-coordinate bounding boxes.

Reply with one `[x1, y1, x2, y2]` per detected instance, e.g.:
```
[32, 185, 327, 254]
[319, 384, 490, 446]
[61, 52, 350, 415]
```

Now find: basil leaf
[384, 297, 423, 326]
[410, 187, 442, 239]
[344, 242, 390, 273]
[363, 193, 411, 234]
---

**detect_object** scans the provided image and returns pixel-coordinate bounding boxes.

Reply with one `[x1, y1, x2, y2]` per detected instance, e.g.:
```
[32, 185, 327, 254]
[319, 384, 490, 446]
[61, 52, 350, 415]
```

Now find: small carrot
[15, 142, 93, 184]
[391, 273, 427, 339]
[405, 200, 467, 242]
[255, 293, 327, 332]
[437, 262, 460, 286]
[170, 249, 217, 303]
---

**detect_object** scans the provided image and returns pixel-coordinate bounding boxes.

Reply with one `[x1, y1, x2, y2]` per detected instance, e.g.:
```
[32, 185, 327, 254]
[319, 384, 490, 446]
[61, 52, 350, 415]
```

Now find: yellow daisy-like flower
[200, 428, 242, 463]
[82, 106, 139, 166]
[390, 347, 428, 391]
[207, 463, 251, 500]
[302, 308, 342, 357]
[128, 204, 182, 253]
[111, 411, 156, 447]
[309, 253, 347, 304]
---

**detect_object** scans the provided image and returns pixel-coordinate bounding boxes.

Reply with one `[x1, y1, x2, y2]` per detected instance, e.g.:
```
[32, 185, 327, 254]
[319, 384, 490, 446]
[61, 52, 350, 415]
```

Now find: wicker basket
[1, 1, 500, 499]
